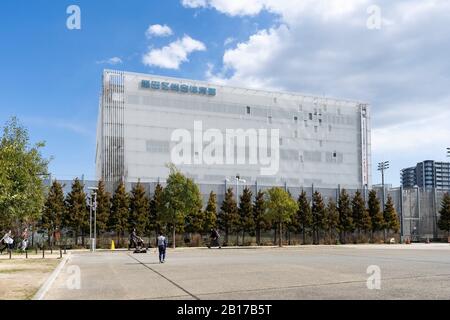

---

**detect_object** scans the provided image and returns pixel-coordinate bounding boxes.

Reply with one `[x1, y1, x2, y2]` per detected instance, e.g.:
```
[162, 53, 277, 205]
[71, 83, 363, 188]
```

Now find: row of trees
[41, 164, 402, 248]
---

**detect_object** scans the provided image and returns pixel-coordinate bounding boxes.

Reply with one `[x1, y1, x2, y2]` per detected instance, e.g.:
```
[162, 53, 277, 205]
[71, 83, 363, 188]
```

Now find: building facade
[96, 70, 371, 190]
[401, 160, 450, 190]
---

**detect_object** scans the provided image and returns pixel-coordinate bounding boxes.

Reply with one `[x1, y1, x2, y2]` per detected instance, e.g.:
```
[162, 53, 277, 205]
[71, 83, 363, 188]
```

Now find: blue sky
[1, 0, 450, 185]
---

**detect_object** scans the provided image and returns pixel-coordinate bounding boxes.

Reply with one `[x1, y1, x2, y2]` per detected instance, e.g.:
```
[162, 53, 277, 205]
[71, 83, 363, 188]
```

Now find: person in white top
[156, 233, 168, 263]
[0, 230, 14, 254]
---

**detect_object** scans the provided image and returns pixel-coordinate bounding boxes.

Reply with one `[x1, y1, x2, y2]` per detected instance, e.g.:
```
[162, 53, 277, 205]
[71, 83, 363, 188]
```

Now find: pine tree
[325, 200, 340, 244]
[352, 191, 371, 241]
[368, 189, 384, 241]
[42, 180, 65, 246]
[148, 183, 164, 239]
[239, 187, 254, 245]
[129, 181, 149, 236]
[438, 193, 450, 237]
[95, 180, 111, 236]
[297, 191, 312, 245]
[253, 190, 266, 246]
[384, 195, 400, 238]
[65, 178, 88, 246]
[219, 188, 238, 246]
[203, 191, 218, 233]
[311, 191, 326, 245]
[109, 181, 129, 247]
[338, 189, 354, 244]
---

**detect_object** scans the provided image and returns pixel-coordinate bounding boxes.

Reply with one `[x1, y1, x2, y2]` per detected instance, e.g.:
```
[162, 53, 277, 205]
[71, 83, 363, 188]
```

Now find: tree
[0, 117, 49, 234]
[264, 187, 298, 247]
[438, 193, 450, 238]
[41, 180, 65, 246]
[239, 187, 254, 245]
[253, 190, 266, 246]
[296, 191, 312, 245]
[368, 190, 384, 241]
[338, 189, 354, 244]
[129, 181, 149, 236]
[311, 191, 326, 245]
[352, 191, 371, 241]
[109, 181, 129, 247]
[203, 191, 218, 233]
[95, 180, 111, 236]
[65, 178, 88, 246]
[325, 200, 340, 244]
[383, 195, 400, 238]
[219, 188, 238, 246]
[161, 165, 202, 248]
[148, 183, 164, 240]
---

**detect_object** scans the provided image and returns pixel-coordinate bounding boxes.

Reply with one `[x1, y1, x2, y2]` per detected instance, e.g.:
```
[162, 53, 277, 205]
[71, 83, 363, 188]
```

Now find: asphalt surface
[43, 244, 450, 300]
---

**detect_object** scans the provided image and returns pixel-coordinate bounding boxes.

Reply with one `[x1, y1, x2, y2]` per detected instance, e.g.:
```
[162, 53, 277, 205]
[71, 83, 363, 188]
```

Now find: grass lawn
[0, 256, 60, 300]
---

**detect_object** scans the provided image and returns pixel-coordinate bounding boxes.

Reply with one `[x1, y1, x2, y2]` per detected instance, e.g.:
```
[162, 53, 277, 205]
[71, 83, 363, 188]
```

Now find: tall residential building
[96, 70, 371, 191]
[401, 160, 450, 190]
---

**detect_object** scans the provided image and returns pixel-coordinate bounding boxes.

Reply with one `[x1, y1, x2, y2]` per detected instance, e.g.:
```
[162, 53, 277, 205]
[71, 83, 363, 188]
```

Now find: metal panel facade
[96, 70, 371, 190]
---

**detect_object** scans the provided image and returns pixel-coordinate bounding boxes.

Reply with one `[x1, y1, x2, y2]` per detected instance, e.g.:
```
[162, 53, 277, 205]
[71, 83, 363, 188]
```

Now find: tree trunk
[224, 227, 229, 246]
[302, 225, 306, 245]
[278, 222, 282, 247]
[256, 228, 261, 246]
[236, 232, 239, 246]
[274, 225, 277, 244]
[242, 230, 245, 245]
[172, 227, 176, 249]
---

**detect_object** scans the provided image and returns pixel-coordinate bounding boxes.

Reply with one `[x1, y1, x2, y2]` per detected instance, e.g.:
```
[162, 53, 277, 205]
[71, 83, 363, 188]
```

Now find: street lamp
[88, 187, 98, 252]
[226, 175, 246, 204]
[378, 161, 390, 209]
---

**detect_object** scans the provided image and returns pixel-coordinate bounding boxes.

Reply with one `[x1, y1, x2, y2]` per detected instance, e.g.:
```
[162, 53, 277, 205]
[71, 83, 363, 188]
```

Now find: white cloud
[145, 24, 173, 38]
[223, 37, 236, 46]
[185, 0, 450, 184]
[96, 57, 123, 65]
[142, 35, 206, 69]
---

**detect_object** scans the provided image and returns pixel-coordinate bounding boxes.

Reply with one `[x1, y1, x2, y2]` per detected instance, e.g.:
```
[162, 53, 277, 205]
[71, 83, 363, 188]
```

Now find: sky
[1, 0, 449, 186]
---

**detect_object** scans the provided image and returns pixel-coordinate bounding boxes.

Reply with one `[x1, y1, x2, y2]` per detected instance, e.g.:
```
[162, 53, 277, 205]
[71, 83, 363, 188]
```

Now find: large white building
[96, 69, 371, 191]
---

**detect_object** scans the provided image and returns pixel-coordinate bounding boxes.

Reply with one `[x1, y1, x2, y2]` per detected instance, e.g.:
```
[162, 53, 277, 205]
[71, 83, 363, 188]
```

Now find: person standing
[156, 232, 168, 263]
[209, 228, 221, 249]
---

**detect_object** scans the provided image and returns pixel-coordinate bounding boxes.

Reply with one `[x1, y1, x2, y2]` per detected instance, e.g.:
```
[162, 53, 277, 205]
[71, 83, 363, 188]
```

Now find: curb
[32, 252, 71, 300]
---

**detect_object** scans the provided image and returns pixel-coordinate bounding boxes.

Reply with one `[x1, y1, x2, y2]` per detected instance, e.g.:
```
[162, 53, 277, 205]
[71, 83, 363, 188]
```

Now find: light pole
[88, 187, 98, 252]
[226, 175, 246, 204]
[378, 161, 390, 209]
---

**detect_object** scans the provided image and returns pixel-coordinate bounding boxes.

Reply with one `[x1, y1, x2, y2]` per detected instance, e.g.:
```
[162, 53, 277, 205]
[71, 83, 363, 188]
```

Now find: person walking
[0, 230, 14, 254]
[208, 228, 221, 249]
[156, 232, 168, 263]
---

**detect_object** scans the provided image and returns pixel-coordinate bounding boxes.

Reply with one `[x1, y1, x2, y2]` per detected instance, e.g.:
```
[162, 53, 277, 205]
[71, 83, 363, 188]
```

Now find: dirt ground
[0, 253, 61, 300]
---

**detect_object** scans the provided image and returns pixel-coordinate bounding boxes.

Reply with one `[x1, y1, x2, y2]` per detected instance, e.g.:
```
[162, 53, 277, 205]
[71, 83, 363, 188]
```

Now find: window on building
[246, 106, 251, 114]
[309, 113, 313, 120]
[268, 116, 273, 124]
[294, 116, 298, 122]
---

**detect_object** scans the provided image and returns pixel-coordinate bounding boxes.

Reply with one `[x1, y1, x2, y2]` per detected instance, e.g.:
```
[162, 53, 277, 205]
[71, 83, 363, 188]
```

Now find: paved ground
[43, 244, 450, 300]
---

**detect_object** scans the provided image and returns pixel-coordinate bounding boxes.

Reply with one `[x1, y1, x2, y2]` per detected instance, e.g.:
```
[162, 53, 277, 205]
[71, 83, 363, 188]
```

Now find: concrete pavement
[43, 244, 450, 300]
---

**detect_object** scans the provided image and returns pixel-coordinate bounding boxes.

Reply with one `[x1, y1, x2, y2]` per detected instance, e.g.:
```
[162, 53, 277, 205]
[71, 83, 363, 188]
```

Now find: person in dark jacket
[208, 228, 221, 249]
